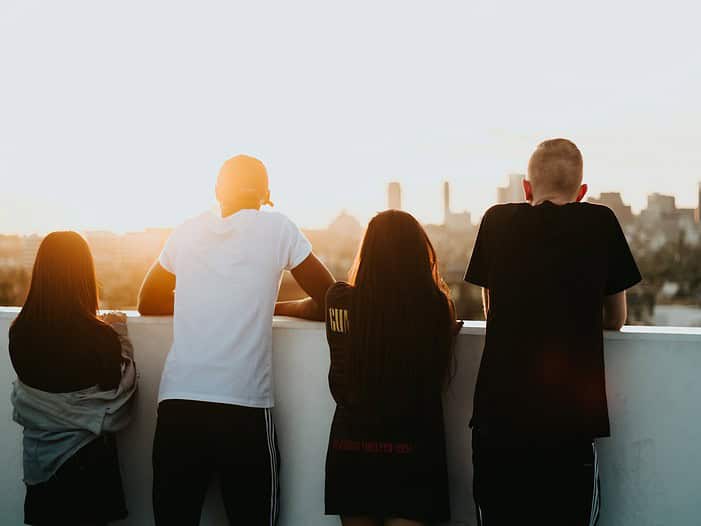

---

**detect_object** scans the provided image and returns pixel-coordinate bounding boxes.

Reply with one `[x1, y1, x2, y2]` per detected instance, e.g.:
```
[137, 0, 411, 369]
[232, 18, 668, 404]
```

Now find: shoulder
[259, 210, 300, 230]
[481, 202, 529, 226]
[326, 281, 353, 307]
[574, 202, 619, 227]
[176, 211, 212, 233]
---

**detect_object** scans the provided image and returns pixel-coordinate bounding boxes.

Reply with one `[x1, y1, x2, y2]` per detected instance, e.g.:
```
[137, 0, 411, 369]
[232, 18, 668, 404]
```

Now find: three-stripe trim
[264, 409, 279, 526]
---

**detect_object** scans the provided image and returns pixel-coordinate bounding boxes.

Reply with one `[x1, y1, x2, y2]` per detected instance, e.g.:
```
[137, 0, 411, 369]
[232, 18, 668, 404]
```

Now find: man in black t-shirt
[465, 139, 641, 525]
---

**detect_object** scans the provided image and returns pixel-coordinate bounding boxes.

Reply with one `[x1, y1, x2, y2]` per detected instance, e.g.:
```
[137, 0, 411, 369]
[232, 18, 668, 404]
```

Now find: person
[324, 210, 460, 526]
[138, 154, 335, 525]
[9, 231, 137, 526]
[464, 138, 642, 525]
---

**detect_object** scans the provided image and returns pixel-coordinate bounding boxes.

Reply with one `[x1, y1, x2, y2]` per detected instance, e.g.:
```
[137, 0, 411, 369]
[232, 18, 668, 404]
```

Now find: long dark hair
[347, 210, 456, 412]
[12, 231, 100, 329]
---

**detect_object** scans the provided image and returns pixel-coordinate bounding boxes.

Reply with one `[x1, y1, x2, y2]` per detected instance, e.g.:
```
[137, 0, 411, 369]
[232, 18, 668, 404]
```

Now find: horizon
[2, 1, 700, 234]
[0, 183, 701, 237]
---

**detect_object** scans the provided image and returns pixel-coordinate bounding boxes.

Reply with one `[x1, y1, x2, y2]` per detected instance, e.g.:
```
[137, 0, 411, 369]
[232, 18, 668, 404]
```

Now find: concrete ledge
[1, 311, 700, 525]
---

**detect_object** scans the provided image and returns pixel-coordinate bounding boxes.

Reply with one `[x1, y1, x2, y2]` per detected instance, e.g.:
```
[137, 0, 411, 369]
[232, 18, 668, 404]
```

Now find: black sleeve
[97, 325, 123, 390]
[464, 207, 492, 288]
[604, 209, 642, 295]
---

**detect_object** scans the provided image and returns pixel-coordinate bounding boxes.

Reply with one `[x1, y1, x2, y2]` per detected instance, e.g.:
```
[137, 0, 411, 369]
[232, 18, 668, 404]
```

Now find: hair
[12, 231, 100, 329]
[527, 138, 584, 197]
[216, 155, 272, 208]
[346, 210, 456, 415]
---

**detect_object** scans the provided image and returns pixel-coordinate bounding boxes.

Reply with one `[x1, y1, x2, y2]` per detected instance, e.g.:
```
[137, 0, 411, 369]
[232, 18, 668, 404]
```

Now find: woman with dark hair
[9, 231, 136, 526]
[324, 210, 461, 526]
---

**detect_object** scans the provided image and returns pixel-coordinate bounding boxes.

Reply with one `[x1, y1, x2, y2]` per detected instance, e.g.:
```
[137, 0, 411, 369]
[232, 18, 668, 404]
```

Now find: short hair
[527, 138, 583, 196]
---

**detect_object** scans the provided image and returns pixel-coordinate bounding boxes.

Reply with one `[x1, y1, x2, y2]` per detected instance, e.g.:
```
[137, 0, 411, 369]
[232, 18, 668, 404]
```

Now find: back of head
[527, 138, 584, 199]
[348, 210, 455, 412]
[13, 231, 99, 329]
[216, 155, 273, 209]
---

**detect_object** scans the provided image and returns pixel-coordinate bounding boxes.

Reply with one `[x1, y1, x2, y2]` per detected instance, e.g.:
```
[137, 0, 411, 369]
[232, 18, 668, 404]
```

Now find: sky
[1, 0, 700, 234]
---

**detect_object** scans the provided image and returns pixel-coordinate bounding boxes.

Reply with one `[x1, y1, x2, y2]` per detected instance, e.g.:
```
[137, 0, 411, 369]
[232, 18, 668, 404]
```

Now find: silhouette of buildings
[497, 174, 525, 203]
[387, 182, 402, 210]
[442, 181, 473, 232]
[589, 192, 635, 226]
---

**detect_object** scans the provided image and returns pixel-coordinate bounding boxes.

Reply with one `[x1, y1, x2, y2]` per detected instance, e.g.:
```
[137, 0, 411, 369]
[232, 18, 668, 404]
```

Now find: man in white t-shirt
[138, 154, 335, 526]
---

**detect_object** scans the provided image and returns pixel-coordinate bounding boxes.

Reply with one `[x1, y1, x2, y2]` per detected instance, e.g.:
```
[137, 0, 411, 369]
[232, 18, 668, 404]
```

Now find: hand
[100, 312, 127, 326]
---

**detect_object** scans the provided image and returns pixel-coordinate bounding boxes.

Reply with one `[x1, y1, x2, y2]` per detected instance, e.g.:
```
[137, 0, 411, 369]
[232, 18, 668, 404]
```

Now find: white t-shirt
[157, 208, 312, 408]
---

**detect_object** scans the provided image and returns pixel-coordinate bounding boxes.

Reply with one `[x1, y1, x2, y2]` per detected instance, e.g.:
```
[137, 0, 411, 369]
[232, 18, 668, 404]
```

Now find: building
[497, 173, 525, 204]
[442, 181, 472, 232]
[120, 228, 172, 266]
[387, 182, 402, 210]
[21, 235, 43, 269]
[589, 192, 635, 226]
[638, 193, 700, 249]
[0, 235, 23, 268]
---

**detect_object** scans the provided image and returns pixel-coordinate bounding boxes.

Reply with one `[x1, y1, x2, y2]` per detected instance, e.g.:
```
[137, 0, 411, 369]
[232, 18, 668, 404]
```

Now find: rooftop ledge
[2, 309, 700, 525]
[2, 306, 700, 339]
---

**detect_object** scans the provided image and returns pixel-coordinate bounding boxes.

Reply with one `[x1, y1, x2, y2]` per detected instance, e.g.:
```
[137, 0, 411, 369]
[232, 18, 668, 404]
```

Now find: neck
[219, 200, 261, 218]
[531, 193, 576, 206]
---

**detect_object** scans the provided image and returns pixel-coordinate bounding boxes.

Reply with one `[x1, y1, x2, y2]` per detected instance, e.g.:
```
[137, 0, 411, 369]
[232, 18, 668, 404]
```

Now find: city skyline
[1, 176, 700, 236]
[2, 1, 700, 235]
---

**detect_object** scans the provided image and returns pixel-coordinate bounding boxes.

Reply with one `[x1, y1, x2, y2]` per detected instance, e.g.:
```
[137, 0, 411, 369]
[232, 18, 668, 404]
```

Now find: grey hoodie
[11, 319, 137, 485]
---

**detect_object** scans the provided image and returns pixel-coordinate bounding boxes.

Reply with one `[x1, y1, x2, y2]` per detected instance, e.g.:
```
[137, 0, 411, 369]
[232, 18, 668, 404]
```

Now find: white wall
[1, 310, 701, 526]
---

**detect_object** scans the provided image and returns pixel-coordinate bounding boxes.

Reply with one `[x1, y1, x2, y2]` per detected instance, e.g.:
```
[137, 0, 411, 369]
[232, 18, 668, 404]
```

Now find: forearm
[602, 291, 627, 331]
[602, 311, 626, 330]
[482, 288, 490, 319]
[137, 262, 175, 316]
[274, 298, 324, 321]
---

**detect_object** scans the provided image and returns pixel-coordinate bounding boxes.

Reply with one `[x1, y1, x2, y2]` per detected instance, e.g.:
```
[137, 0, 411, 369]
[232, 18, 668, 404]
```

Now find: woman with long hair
[9, 231, 136, 526]
[324, 210, 460, 526]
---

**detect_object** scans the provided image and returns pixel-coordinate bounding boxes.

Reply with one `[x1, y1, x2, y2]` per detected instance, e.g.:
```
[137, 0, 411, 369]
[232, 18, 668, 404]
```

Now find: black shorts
[24, 434, 127, 526]
[472, 428, 600, 526]
[152, 399, 280, 526]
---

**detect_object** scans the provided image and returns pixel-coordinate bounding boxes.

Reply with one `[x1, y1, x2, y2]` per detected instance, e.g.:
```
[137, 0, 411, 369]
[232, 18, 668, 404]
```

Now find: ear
[522, 179, 534, 202]
[575, 183, 588, 202]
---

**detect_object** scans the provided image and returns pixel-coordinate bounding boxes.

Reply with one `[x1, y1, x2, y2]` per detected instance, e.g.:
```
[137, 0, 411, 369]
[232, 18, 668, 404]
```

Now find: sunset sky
[1, 0, 700, 234]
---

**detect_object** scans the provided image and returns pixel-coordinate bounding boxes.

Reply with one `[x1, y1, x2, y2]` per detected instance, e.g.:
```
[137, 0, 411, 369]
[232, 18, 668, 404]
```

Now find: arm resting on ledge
[481, 287, 490, 319]
[137, 262, 175, 316]
[275, 253, 335, 321]
[603, 290, 627, 330]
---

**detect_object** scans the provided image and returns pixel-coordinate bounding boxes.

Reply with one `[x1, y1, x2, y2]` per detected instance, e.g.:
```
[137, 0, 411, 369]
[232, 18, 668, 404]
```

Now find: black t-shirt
[9, 318, 122, 393]
[325, 282, 450, 521]
[464, 201, 641, 439]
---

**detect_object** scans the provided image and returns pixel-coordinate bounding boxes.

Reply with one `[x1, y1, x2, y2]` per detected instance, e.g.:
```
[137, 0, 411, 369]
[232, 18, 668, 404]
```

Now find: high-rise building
[442, 181, 472, 232]
[589, 192, 635, 226]
[443, 181, 451, 224]
[388, 182, 402, 210]
[497, 174, 525, 204]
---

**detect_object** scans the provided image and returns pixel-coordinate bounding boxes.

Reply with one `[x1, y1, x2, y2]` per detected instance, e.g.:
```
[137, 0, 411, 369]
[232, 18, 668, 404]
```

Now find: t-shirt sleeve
[158, 228, 180, 274]
[464, 208, 492, 288]
[281, 217, 313, 271]
[604, 209, 642, 295]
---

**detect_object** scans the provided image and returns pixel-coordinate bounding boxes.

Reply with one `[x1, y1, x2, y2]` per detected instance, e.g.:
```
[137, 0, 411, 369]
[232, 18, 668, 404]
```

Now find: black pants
[472, 429, 600, 526]
[152, 399, 280, 526]
[25, 434, 127, 526]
